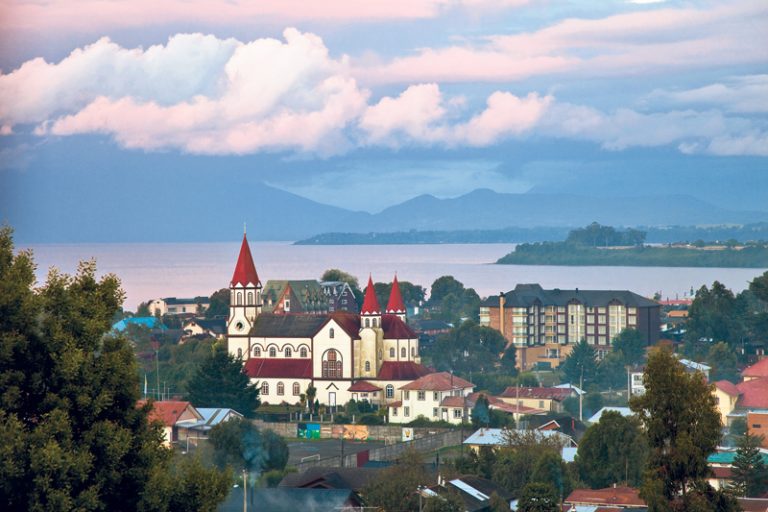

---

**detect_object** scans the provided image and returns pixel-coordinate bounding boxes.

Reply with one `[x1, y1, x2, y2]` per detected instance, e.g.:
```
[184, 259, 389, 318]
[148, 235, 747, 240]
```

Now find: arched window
[269, 347, 276, 358]
[247, 292, 253, 305]
[386, 384, 394, 399]
[372, 318, 377, 327]
[322, 350, 343, 379]
[389, 348, 395, 358]
[253, 346, 261, 357]
[365, 318, 370, 328]
[300, 347, 308, 358]
[365, 361, 371, 372]
[236, 292, 242, 305]
[411, 347, 416, 357]
[237, 348, 242, 358]
[277, 382, 284, 395]
[285, 347, 292, 358]
[261, 382, 269, 395]
[293, 383, 300, 396]
[329, 328, 335, 339]
[401, 347, 406, 358]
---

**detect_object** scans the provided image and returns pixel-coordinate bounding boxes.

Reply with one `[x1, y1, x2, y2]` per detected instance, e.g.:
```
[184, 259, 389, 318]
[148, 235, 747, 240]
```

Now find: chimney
[499, 292, 506, 337]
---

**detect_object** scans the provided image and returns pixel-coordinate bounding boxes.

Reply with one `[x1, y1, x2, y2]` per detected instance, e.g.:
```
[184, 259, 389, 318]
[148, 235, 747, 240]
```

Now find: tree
[472, 394, 491, 428]
[431, 321, 507, 375]
[517, 483, 560, 512]
[560, 340, 597, 387]
[597, 352, 628, 390]
[613, 328, 646, 366]
[423, 488, 465, 512]
[305, 384, 317, 412]
[186, 347, 260, 417]
[730, 431, 768, 497]
[489, 492, 509, 512]
[630, 348, 723, 510]
[500, 346, 517, 375]
[0, 226, 229, 511]
[531, 451, 572, 500]
[685, 281, 745, 350]
[205, 288, 229, 318]
[363, 449, 431, 511]
[705, 342, 739, 383]
[575, 411, 648, 488]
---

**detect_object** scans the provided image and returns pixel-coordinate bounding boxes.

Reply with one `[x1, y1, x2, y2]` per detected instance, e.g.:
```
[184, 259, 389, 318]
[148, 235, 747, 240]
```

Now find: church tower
[227, 232, 262, 357]
[385, 274, 407, 321]
[360, 275, 381, 329]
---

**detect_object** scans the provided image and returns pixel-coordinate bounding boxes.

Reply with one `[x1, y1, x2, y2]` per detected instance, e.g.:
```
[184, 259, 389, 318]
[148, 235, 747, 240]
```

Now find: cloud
[645, 75, 768, 114]
[358, 1, 768, 83]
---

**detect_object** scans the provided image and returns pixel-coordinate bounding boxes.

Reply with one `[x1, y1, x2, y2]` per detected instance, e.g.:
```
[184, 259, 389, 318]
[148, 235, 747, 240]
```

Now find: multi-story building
[387, 372, 474, 424]
[147, 296, 210, 316]
[480, 284, 660, 370]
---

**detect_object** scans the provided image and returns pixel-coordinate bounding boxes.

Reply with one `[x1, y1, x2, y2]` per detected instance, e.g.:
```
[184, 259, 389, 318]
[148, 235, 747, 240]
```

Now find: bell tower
[385, 274, 407, 321]
[227, 231, 262, 358]
[360, 275, 381, 329]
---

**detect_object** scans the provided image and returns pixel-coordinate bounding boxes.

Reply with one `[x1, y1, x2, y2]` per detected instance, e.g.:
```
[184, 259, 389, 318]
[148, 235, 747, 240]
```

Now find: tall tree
[612, 328, 646, 366]
[517, 483, 560, 512]
[730, 431, 768, 498]
[685, 281, 745, 349]
[560, 339, 598, 387]
[205, 288, 229, 318]
[630, 348, 725, 511]
[0, 226, 229, 511]
[705, 342, 740, 383]
[575, 411, 648, 488]
[431, 321, 507, 375]
[186, 346, 261, 417]
[531, 451, 573, 500]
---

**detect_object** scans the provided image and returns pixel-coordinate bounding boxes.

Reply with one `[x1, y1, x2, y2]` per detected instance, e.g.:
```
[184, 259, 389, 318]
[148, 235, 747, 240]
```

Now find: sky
[0, 0, 767, 241]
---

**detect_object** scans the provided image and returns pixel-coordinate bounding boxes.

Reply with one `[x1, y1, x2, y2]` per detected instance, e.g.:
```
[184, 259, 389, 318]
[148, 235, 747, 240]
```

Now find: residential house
[419, 475, 513, 512]
[225, 488, 363, 512]
[479, 284, 660, 370]
[278, 466, 381, 492]
[743, 358, 768, 382]
[748, 411, 768, 448]
[712, 359, 768, 428]
[147, 297, 209, 316]
[138, 400, 202, 446]
[388, 372, 474, 424]
[176, 407, 243, 446]
[111, 316, 166, 333]
[181, 317, 226, 340]
[463, 428, 577, 454]
[713, 380, 741, 426]
[465, 392, 547, 422]
[497, 386, 575, 413]
[564, 486, 646, 509]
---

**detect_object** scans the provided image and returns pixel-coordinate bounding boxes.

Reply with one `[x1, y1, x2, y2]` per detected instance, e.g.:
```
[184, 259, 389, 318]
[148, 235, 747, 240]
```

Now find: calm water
[24, 242, 766, 311]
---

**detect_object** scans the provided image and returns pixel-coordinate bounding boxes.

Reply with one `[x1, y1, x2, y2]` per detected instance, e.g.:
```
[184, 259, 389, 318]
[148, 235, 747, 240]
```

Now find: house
[388, 371, 474, 424]
[587, 407, 634, 424]
[420, 475, 514, 512]
[320, 280, 359, 313]
[262, 280, 330, 315]
[713, 377, 768, 427]
[629, 366, 646, 396]
[463, 428, 577, 454]
[713, 380, 741, 426]
[737, 497, 768, 512]
[497, 386, 575, 413]
[465, 392, 547, 421]
[181, 317, 226, 339]
[138, 400, 202, 446]
[707, 449, 768, 490]
[564, 486, 646, 509]
[278, 466, 381, 491]
[111, 316, 166, 332]
[743, 358, 768, 382]
[176, 407, 243, 445]
[748, 411, 768, 448]
[147, 297, 209, 316]
[228, 233, 431, 407]
[479, 284, 660, 370]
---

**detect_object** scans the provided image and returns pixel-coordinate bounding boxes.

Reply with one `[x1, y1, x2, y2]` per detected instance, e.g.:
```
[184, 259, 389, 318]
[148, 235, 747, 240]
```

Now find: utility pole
[579, 365, 583, 422]
[242, 469, 247, 512]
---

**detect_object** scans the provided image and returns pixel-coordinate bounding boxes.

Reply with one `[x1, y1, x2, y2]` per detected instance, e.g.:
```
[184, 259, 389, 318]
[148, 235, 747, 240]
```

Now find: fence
[251, 419, 453, 441]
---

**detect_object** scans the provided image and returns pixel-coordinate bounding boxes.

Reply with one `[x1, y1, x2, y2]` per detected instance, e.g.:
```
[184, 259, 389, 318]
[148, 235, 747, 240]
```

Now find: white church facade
[226, 234, 436, 409]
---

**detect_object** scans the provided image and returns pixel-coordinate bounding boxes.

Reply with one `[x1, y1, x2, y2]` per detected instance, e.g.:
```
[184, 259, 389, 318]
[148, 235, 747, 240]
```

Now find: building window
[253, 346, 261, 357]
[322, 350, 343, 379]
[400, 347, 406, 358]
[247, 292, 253, 305]
[453, 409, 462, 419]
[378, 349, 383, 359]
[365, 318, 370, 328]
[330, 328, 335, 339]
[284, 299, 290, 311]
[392, 407, 398, 417]
[237, 292, 242, 305]
[418, 391, 426, 401]
[411, 347, 416, 357]
[404, 407, 410, 417]
[539, 400, 545, 408]
[293, 383, 300, 396]
[262, 382, 269, 395]
[285, 347, 292, 358]
[386, 385, 394, 398]
[433, 392, 439, 401]
[277, 382, 284, 395]
[389, 348, 395, 358]
[300, 347, 307, 358]
[403, 391, 410, 399]
[269, 347, 276, 358]
[237, 348, 242, 358]
[433, 408, 439, 417]
[365, 361, 371, 372]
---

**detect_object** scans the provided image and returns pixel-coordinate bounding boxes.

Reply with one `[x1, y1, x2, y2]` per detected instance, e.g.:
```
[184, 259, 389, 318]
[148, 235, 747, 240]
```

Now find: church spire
[360, 275, 381, 315]
[386, 274, 406, 317]
[231, 233, 260, 287]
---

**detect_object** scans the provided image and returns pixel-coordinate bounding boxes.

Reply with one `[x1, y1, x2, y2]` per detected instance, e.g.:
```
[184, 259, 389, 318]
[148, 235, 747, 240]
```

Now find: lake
[24, 242, 766, 310]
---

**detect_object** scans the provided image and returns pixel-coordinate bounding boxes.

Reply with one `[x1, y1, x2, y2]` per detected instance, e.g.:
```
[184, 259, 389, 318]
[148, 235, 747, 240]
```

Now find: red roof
[737, 377, 768, 408]
[381, 314, 417, 339]
[386, 275, 406, 314]
[244, 358, 313, 379]
[440, 396, 467, 407]
[565, 487, 645, 507]
[743, 358, 768, 379]
[138, 400, 197, 427]
[711, 466, 733, 479]
[327, 312, 361, 339]
[376, 361, 432, 381]
[348, 380, 382, 392]
[466, 393, 547, 415]
[400, 371, 474, 391]
[231, 234, 260, 287]
[500, 386, 574, 401]
[715, 380, 740, 397]
[361, 275, 381, 315]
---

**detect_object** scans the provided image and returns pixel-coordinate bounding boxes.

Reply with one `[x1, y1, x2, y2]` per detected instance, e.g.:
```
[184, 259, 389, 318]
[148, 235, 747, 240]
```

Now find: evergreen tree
[186, 347, 260, 417]
[730, 431, 768, 497]
[517, 483, 560, 512]
[612, 328, 646, 366]
[531, 451, 572, 500]
[472, 394, 491, 428]
[561, 339, 598, 387]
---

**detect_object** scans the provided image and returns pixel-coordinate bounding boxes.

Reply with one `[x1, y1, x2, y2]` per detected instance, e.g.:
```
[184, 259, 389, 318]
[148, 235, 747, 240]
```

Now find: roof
[715, 380, 740, 397]
[483, 284, 658, 309]
[386, 275, 406, 314]
[463, 428, 575, 447]
[361, 275, 381, 315]
[278, 467, 381, 491]
[737, 497, 768, 512]
[464, 393, 547, 416]
[326, 312, 361, 339]
[401, 371, 474, 391]
[743, 358, 768, 379]
[376, 361, 432, 381]
[251, 313, 328, 338]
[244, 358, 313, 379]
[667, 310, 689, 318]
[184, 317, 226, 334]
[347, 380, 382, 392]
[112, 316, 166, 332]
[737, 378, 768, 409]
[500, 386, 574, 401]
[678, 358, 711, 372]
[139, 400, 199, 427]
[565, 487, 645, 507]
[443, 475, 514, 512]
[587, 407, 634, 424]
[441, 396, 468, 407]
[231, 234, 260, 287]
[554, 383, 586, 395]
[162, 296, 210, 305]
[262, 280, 328, 314]
[245, 489, 359, 512]
[381, 314, 417, 338]
[708, 450, 768, 465]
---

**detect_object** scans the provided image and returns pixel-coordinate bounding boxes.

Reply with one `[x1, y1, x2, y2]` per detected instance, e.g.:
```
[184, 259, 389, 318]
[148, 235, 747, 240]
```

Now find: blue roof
[708, 451, 768, 465]
[111, 317, 166, 332]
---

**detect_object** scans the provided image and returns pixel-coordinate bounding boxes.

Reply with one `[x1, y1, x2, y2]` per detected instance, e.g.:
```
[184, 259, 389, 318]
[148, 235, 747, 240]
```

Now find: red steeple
[360, 275, 381, 315]
[386, 274, 406, 314]
[231, 234, 260, 287]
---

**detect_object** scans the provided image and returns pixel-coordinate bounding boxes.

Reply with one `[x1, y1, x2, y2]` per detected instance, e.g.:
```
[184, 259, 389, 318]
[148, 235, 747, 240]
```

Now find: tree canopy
[517, 482, 560, 512]
[560, 339, 598, 387]
[204, 288, 229, 319]
[612, 328, 646, 366]
[431, 320, 507, 375]
[186, 346, 261, 417]
[363, 449, 431, 511]
[428, 276, 481, 324]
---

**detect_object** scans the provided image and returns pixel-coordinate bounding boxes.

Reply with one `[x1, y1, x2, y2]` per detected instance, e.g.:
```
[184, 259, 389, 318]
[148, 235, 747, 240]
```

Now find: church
[226, 233, 433, 408]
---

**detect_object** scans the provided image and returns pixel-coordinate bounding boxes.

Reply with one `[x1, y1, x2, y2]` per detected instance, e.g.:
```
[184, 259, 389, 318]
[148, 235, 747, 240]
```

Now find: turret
[386, 274, 407, 321]
[360, 275, 381, 329]
[227, 233, 262, 352]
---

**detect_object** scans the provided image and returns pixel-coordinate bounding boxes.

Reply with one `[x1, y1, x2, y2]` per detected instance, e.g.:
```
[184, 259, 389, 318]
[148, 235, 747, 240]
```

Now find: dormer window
[330, 328, 335, 339]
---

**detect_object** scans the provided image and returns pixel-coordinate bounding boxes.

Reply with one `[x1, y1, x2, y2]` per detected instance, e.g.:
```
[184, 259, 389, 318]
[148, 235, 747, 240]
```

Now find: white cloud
[645, 75, 768, 114]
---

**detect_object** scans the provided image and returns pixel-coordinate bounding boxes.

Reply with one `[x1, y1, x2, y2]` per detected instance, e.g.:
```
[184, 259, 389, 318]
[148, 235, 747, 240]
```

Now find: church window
[269, 347, 276, 358]
[401, 347, 406, 358]
[261, 382, 269, 395]
[247, 292, 253, 305]
[386, 385, 394, 399]
[300, 347, 307, 358]
[293, 383, 300, 396]
[322, 350, 343, 379]
[389, 348, 395, 358]
[365, 318, 370, 328]
[277, 382, 284, 396]
[285, 347, 292, 358]
[365, 361, 371, 372]
[330, 328, 335, 339]
[411, 347, 417, 357]
[236, 292, 242, 305]
[237, 348, 242, 358]
[253, 346, 261, 357]
[372, 318, 377, 327]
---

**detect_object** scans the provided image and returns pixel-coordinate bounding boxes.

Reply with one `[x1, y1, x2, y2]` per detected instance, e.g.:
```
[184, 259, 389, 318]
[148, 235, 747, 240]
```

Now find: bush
[359, 414, 385, 425]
